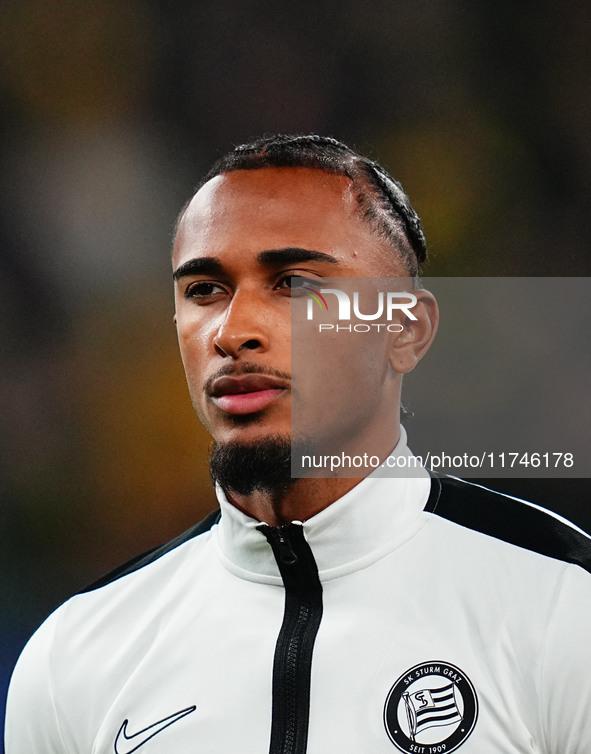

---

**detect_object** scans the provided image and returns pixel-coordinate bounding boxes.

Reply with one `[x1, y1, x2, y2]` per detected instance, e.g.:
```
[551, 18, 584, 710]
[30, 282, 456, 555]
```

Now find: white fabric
[5, 438, 591, 753]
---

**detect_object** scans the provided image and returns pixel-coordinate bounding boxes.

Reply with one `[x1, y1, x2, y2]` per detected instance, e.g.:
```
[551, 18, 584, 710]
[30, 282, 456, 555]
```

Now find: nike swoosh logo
[114, 705, 196, 754]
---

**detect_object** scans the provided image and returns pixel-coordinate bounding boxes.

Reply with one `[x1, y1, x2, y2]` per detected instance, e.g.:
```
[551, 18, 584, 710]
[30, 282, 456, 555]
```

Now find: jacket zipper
[257, 522, 323, 754]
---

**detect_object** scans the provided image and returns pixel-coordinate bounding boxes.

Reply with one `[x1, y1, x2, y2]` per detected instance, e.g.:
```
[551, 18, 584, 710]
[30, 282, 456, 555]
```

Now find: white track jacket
[6, 453, 591, 754]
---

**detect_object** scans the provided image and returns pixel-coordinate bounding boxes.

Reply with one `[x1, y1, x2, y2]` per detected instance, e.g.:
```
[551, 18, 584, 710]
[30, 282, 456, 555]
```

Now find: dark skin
[173, 167, 438, 525]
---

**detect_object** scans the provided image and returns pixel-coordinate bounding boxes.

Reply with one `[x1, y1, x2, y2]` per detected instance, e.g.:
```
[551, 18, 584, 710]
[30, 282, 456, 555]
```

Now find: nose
[213, 290, 271, 358]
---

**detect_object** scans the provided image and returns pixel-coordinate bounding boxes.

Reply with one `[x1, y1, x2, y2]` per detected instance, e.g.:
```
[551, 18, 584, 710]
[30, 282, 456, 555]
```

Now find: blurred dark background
[2, 0, 591, 740]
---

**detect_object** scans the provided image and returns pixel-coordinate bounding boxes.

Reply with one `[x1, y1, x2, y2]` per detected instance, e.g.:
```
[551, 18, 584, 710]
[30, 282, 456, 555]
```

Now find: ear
[388, 289, 438, 373]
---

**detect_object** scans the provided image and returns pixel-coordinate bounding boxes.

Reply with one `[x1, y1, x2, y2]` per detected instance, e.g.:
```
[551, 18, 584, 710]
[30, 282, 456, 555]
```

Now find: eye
[275, 274, 323, 296]
[185, 281, 228, 301]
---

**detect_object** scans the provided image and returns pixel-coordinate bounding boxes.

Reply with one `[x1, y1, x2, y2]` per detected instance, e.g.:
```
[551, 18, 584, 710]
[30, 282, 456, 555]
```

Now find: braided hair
[192, 134, 427, 276]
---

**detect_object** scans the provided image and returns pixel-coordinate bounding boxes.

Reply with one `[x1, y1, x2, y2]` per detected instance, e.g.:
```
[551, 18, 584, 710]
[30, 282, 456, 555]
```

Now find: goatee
[209, 436, 312, 497]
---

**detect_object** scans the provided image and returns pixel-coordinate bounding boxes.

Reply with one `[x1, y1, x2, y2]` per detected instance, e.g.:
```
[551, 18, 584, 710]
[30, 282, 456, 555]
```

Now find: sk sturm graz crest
[384, 661, 478, 753]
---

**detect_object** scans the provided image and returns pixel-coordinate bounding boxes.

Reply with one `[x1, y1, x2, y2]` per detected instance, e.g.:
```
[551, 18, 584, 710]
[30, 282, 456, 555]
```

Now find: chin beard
[209, 436, 314, 497]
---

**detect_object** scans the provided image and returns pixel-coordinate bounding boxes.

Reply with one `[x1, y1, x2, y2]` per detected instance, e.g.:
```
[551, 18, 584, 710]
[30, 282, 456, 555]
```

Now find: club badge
[384, 661, 478, 753]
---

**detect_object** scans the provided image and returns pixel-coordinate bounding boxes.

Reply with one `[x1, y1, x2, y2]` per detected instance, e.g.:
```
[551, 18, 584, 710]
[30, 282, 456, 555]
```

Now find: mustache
[203, 363, 292, 396]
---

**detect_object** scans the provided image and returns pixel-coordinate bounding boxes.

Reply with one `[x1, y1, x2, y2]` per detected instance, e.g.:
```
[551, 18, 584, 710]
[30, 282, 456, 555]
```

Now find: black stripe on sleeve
[425, 475, 591, 574]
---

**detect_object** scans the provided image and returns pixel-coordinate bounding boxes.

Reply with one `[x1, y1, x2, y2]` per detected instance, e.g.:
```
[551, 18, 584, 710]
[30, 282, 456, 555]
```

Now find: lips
[209, 374, 288, 415]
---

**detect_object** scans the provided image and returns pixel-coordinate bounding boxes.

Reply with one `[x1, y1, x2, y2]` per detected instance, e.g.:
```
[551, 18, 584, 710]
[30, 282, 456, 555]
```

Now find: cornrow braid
[365, 164, 427, 266]
[195, 133, 428, 275]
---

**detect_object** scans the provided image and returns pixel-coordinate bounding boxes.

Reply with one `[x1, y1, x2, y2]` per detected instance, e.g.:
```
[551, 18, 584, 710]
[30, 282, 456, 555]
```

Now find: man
[5, 134, 591, 754]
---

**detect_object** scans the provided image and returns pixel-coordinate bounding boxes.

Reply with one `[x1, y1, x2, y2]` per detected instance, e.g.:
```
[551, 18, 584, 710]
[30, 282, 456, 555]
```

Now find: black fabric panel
[426, 475, 591, 574]
[79, 508, 221, 594]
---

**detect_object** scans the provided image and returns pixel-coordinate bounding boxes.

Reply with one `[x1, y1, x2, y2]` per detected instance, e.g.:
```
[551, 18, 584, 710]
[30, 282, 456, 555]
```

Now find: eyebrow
[257, 247, 339, 266]
[173, 247, 338, 280]
[173, 257, 224, 280]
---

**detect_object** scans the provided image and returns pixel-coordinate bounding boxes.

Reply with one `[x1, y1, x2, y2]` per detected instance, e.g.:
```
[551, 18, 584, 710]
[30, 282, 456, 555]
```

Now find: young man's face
[173, 167, 409, 453]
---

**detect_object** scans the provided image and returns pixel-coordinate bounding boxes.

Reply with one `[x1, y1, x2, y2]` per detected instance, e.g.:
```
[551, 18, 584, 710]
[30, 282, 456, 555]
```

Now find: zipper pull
[258, 524, 299, 566]
[276, 528, 298, 566]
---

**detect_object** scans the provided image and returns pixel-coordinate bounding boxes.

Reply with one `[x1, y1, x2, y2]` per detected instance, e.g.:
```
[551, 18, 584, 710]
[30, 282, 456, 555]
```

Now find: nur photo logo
[303, 287, 418, 333]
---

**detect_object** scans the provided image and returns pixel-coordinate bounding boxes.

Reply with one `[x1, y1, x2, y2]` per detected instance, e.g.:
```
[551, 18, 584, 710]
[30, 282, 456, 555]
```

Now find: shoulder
[424, 474, 591, 574]
[5, 509, 221, 752]
[45, 507, 224, 642]
[11, 507, 222, 680]
[6, 509, 222, 748]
